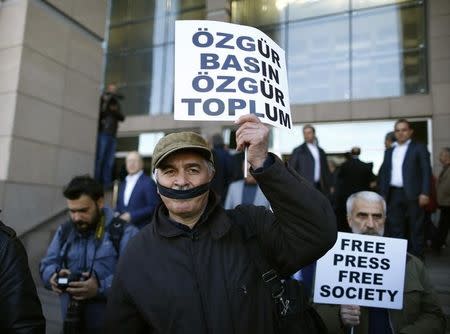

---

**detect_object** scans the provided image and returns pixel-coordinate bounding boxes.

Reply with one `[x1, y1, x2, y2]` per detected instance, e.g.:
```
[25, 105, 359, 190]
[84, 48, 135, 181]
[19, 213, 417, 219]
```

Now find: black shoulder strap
[226, 209, 285, 302]
[0, 221, 16, 238]
[108, 217, 125, 255]
[59, 220, 73, 246]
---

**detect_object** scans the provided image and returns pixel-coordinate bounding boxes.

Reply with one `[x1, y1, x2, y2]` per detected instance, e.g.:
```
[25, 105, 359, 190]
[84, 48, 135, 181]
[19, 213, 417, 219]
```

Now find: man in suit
[378, 119, 431, 257]
[336, 147, 375, 232]
[289, 124, 331, 195]
[116, 151, 160, 229]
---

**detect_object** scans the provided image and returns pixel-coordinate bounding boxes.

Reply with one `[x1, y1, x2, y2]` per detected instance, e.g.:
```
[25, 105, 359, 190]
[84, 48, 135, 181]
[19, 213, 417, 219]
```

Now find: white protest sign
[174, 20, 292, 130]
[313, 232, 407, 310]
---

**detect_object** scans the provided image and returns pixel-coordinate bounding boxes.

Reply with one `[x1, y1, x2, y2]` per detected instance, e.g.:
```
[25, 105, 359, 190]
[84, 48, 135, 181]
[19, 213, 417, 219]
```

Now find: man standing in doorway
[289, 124, 331, 195]
[95, 83, 125, 188]
[378, 119, 431, 258]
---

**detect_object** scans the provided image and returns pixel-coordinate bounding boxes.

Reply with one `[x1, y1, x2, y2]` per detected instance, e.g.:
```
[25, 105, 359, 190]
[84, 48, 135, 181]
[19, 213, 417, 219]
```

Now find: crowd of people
[0, 114, 448, 334]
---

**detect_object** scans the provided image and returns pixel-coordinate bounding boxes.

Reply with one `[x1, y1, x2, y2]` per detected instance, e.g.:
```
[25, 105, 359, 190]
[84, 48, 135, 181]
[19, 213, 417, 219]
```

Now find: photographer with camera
[95, 83, 125, 188]
[40, 176, 138, 333]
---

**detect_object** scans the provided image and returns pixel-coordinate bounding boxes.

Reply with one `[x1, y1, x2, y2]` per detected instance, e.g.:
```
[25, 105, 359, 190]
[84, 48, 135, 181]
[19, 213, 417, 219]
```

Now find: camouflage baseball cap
[152, 132, 214, 171]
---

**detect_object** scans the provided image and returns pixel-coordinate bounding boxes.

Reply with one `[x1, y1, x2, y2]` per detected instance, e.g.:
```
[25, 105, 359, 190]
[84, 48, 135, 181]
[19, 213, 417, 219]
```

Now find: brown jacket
[437, 166, 450, 206]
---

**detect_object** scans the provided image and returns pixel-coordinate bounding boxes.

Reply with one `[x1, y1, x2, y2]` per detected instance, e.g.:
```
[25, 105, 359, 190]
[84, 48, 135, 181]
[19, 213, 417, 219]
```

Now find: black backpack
[59, 217, 125, 255]
[227, 208, 328, 334]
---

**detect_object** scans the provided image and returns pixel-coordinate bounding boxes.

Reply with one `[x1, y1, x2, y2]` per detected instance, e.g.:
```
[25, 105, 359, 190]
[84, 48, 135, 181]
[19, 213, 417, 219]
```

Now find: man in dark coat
[0, 219, 46, 333]
[95, 83, 125, 187]
[335, 147, 375, 232]
[105, 114, 337, 333]
[378, 119, 432, 258]
[210, 133, 233, 204]
[289, 124, 331, 195]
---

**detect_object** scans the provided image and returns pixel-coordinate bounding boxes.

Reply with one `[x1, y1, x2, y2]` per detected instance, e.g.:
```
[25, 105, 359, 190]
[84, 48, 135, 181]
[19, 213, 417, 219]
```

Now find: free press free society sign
[314, 232, 408, 310]
[174, 20, 292, 130]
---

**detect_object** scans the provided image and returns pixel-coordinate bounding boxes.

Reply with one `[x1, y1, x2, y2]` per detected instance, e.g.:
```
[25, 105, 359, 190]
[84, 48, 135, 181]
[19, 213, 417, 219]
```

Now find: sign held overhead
[174, 20, 292, 130]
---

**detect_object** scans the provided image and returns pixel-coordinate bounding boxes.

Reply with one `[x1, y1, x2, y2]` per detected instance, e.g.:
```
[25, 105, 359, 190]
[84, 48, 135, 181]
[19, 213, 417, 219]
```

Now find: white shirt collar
[393, 139, 411, 147]
[126, 170, 143, 182]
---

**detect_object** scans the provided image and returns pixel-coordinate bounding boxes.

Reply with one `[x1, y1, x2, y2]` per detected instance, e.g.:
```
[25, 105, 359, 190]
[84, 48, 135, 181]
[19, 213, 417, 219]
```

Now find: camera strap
[88, 216, 106, 276]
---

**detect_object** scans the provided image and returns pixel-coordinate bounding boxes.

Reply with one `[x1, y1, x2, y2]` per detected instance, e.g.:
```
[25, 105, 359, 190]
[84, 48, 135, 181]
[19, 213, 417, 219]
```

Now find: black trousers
[386, 187, 425, 258]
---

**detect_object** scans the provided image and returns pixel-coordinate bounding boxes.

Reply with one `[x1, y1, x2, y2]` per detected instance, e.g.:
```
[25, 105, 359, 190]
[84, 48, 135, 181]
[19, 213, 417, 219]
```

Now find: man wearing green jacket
[315, 191, 446, 334]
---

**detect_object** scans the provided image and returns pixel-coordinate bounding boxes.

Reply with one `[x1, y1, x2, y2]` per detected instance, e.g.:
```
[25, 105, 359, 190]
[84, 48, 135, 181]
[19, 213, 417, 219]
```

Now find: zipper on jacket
[189, 232, 210, 333]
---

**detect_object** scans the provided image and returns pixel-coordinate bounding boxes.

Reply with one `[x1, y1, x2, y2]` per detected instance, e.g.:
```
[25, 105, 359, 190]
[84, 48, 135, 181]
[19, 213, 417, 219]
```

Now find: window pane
[128, 21, 157, 50]
[161, 45, 174, 115]
[288, 14, 350, 104]
[288, 0, 349, 21]
[126, 51, 154, 85]
[166, 9, 206, 43]
[351, 4, 427, 99]
[170, 0, 206, 13]
[116, 136, 139, 152]
[120, 85, 150, 116]
[353, 0, 414, 10]
[105, 53, 126, 85]
[149, 47, 165, 115]
[110, 0, 129, 24]
[130, 0, 165, 20]
[231, 0, 286, 26]
[108, 26, 127, 52]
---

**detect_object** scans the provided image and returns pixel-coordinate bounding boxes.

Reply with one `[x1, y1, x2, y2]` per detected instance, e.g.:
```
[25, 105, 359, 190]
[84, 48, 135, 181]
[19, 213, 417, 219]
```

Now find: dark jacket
[210, 146, 233, 202]
[0, 221, 45, 333]
[289, 143, 331, 194]
[98, 93, 125, 136]
[116, 173, 161, 228]
[336, 157, 375, 207]
[315, 254, 446, 334]
[105, 154, 337, 333]
[378, 141, 431, 200]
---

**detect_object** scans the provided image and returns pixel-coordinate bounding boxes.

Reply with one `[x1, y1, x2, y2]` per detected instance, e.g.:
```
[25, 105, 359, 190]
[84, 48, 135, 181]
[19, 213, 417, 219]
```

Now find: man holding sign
[314, 191, 445, 334]
[105, 114, 336, 333]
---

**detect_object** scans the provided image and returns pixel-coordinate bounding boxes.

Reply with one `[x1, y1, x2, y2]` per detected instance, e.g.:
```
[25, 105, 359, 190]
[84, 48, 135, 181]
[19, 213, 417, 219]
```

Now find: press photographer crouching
[40, 176, 138, 333]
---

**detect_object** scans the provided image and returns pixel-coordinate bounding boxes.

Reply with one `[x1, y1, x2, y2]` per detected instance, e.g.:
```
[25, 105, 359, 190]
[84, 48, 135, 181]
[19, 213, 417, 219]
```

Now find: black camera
[56, 272, 85, 290]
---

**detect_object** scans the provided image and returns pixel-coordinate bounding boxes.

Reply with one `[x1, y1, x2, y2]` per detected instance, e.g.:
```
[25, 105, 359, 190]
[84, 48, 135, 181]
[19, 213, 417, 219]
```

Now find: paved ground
[424, 242, 450, 333]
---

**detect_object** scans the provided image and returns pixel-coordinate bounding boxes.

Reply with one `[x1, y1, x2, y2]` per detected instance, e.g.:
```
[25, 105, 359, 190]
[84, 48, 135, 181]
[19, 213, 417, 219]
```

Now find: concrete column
[0, 0, 107, 234]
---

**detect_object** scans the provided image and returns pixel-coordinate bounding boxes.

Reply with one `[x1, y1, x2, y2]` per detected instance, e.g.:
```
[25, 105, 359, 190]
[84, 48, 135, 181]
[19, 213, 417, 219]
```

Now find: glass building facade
[104, 0, 427, 117]
[232, 0, 427, 104]
[105, 0, 206, 116]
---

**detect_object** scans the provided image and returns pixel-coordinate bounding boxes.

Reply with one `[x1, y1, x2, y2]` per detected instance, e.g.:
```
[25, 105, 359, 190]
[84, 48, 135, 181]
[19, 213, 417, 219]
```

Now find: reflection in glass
[105, 0, 206, 116]
[161, 45, 175, 115]
[288, 0, 348, 21]
[126, 51, 154, 85]
[231, 0, 286, 27]
[108, 26, 127, 52]
[231, 0, 427, 104]
[120, 85, 151, 116]
[105, 54, 125, 85]
[352, 0, 412, 10]
[288, 14, 350, 103]
[110, 0, 129, 24]
[351, 4, 426, 99]
[149, 47, 165, 115]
